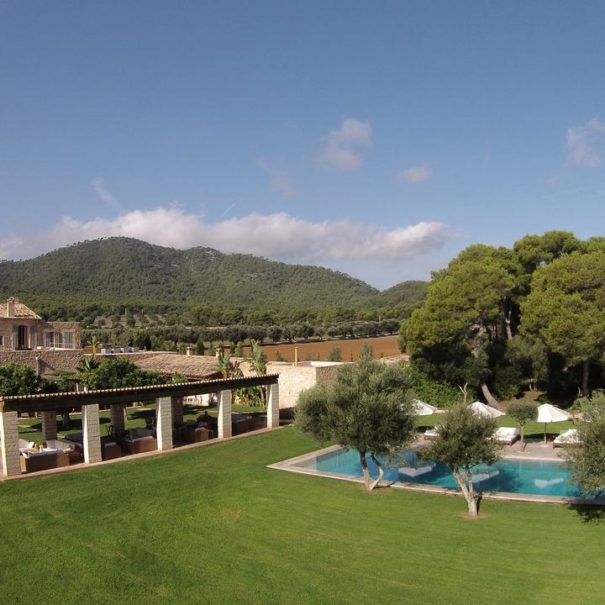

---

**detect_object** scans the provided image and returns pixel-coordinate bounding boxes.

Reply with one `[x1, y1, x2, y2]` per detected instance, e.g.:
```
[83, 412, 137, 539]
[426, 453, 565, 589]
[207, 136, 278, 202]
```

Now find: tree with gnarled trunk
[295, 348, 416, 491]
[401, 244, 519, 409]
[423, 405, 500, 517]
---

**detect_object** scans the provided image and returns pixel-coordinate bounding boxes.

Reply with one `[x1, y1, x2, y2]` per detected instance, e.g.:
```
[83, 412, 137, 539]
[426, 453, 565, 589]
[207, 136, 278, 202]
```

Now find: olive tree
[424, 405, 500, 516]
[506, 401, 537, 451]
[567, 393, 605, 494]
[296, 349, 416, 491]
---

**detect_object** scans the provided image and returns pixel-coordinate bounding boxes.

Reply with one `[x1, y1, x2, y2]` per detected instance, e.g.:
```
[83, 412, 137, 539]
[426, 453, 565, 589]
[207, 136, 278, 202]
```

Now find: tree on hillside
[424, 406, 500, 517]
[506, 401, 537, 451]
[521, 251, 605, 395]
[567, 392, 605, 494]
[296, 348, 416, 491]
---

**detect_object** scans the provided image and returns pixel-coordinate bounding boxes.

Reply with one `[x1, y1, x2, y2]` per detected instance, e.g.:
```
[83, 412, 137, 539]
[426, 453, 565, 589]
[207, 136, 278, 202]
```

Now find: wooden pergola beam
[0, 375, 279, 413]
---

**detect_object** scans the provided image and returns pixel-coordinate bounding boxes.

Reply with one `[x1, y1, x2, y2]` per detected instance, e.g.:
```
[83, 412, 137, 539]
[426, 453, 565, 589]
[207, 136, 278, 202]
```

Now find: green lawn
[1, 427, 603, 604]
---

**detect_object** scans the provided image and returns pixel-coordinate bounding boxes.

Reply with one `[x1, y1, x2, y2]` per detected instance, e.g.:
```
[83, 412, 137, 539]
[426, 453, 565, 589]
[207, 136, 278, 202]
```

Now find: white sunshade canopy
[412, 399, 439, 416]
[537, 403, 572, 423]
[467, 401, 505, 418]
[537, 403, 572, 443]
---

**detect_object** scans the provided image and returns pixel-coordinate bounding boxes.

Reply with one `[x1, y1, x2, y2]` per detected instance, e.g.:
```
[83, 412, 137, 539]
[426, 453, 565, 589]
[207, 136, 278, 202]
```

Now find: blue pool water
[296, 447, 589, 499]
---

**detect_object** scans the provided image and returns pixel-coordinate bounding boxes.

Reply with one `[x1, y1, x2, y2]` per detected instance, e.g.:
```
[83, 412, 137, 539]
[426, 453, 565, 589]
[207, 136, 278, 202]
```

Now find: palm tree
[215, 348, 243, 379]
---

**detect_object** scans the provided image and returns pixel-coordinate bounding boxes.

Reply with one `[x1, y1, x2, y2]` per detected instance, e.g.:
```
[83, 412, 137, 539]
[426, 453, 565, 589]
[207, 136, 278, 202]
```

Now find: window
[63, 331, 75, 349]
[0, 335, 4, 346]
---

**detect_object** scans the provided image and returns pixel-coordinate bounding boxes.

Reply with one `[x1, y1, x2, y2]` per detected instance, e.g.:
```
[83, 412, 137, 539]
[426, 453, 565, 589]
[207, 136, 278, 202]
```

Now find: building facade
[0, 297, 81, 352]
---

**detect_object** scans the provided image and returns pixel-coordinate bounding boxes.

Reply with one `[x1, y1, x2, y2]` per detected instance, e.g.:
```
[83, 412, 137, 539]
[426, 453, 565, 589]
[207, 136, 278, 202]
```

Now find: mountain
[374, 280, 428, 307]
[0, 238, 428, 318]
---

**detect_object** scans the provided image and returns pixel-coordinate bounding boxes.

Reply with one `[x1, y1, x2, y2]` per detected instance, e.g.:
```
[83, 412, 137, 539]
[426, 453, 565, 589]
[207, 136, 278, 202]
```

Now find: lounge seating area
[18, 438, 71, 473]
[2, 375, 281, 478]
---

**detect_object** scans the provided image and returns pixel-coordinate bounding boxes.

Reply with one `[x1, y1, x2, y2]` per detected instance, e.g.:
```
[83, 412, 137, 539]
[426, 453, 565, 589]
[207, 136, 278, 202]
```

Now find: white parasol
[467, 401, 505, 418]
[536, 403, 572, 443]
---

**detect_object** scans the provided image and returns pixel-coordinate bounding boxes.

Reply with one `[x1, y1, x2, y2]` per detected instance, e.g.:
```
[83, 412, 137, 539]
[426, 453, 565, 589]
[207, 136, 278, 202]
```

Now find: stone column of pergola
[110, 404, 126, 436]
[267, 383, 279, 429]
[0, 411, 21, 477]
[172, 397, 184, 427]
[40, 411, 57, 441]
[82, 404, 102, 464]
[156, 396, 174, 451]
[218, 390, 232, 439]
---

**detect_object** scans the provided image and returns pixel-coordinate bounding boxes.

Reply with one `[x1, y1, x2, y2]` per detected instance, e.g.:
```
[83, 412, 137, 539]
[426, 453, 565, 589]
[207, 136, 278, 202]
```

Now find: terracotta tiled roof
[0, 299, 41, 319]
[127, 353, 221, 379]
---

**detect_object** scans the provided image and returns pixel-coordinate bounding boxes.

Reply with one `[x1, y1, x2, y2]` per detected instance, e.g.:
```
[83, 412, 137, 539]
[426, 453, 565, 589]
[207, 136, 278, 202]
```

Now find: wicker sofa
[231, 414, 255, 435]
[20, 448, 70, 473]
[64, 432, 123, 460]
[120, 427, 157, 455]
[181, 422, 214, 444]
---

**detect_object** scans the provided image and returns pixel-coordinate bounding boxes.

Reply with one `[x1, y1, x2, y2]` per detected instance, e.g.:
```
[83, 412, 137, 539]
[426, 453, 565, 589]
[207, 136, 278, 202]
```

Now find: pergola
[0, 374, 279, 477]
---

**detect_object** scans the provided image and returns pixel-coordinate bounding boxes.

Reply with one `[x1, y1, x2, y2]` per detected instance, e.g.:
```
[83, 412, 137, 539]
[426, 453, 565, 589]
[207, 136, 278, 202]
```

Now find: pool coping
[268, 444, 605, 506]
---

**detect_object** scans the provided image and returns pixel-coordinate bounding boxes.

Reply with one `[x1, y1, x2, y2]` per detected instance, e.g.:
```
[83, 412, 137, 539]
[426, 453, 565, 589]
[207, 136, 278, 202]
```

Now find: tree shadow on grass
[567, 503, 605, 523]
[128, 409, 156, 421]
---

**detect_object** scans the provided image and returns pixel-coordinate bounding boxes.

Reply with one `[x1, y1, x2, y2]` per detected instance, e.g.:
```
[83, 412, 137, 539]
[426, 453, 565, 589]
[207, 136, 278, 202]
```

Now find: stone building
[0, 297, 81, 352]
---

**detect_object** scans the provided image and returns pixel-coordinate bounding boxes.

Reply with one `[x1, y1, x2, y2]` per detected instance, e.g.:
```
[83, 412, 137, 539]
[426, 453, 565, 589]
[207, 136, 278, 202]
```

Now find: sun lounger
[423, 428, 440, 441]
[493, 427, 520, 445]
[553, 429, 583, 448]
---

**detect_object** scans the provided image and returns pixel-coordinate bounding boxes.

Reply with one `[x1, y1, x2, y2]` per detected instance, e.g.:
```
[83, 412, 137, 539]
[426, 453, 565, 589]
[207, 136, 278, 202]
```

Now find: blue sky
[1, 1, 604, 288]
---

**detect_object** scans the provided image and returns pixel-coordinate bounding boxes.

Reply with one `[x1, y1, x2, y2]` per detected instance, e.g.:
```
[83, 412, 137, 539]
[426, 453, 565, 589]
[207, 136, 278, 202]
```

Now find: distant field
[245, 335, 402, 362]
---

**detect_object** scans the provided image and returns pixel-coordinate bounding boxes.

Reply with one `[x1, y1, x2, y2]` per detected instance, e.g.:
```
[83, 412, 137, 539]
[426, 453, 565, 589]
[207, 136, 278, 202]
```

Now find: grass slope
[1, 428, 603, 604]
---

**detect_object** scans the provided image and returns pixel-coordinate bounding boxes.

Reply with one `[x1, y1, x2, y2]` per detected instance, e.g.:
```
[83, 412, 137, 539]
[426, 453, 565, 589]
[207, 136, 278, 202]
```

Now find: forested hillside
[0, 237, 426, 322]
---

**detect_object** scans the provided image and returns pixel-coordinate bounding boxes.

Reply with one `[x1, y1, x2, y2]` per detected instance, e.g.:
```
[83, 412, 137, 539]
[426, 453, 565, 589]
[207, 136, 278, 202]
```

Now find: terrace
[0, 374, 280, 478]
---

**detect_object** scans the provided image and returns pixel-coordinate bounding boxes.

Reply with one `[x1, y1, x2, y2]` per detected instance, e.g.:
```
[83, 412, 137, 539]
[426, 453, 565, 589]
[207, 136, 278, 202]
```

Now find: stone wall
[240, 361, 343, 410]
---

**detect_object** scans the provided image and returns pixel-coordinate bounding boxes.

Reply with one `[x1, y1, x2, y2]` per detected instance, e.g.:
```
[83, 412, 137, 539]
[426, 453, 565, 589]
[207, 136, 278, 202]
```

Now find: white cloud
[91, 178, 123, 212]
[0, 206, 450, 266]
[256, 159, 298, 198]
[318, 118, 372, 171]
[567, 118, 605, 167]
[398, 164, 431, 183]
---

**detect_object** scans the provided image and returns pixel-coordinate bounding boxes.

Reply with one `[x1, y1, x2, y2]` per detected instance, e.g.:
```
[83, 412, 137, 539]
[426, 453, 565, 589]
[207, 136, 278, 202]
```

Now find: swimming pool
[286, 446, 595, 501]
